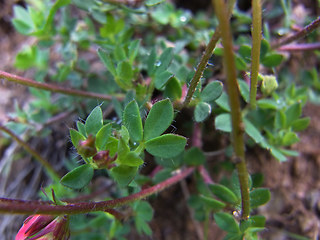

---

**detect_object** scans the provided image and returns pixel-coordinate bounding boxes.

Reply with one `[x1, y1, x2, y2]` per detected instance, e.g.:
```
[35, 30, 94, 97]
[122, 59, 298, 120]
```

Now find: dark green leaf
[184, 147, 206, 166]
[250, 188, 271, 209]
[235, 55, 247, 71]
[154, 71, 173, 89]
[110, 165, 138, 186]
[209, 184, 239, 204]
[85, 106, 103, 135]
[215, 113, 231, 132]
[144, 99, 174, 140]
[214, 212, 240, 233]
[97, 48, 116, 76]
[244, 119, 264, 143]
[156, 47, 173, 72]
[60, 164, 94, 189]
[238, 45, 251, 62]
[147, 48, 157, 75]
[135, 201, 154, 222]
[201, 80, 223, 102]
[123, 100, 143, 142]
[200, 195, 226, 211]
[145, 134, 186, 158]
[164, 77, 182, 101]
[238, 80, 250, 103]
[216, 92, 230, 111]
[96, 123, 112, 150]
[260, 39, 270, 59]
[261, 53, 283, 67]
[194, 102, 211, 122]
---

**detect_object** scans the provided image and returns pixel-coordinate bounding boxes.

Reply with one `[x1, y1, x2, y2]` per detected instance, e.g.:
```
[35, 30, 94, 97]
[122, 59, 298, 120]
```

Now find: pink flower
[15, 215, 70, 240]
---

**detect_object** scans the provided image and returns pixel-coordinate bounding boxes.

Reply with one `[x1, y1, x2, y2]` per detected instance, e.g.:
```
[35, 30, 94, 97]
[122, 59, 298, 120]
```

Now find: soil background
[0, 1, 320, 240]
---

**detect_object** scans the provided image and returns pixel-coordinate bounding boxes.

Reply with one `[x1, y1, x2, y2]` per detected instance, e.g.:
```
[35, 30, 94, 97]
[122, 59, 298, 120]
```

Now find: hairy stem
[272, 17, 320, 49]
[0, 124, 60, 181]
[249, 0, 262, 109]
[212, 0, 250, 219]
[182, 29, 221, 108]
[0, 70, 124, 101]
[182, 1, 236, 108]
[0, 167, 194, 215]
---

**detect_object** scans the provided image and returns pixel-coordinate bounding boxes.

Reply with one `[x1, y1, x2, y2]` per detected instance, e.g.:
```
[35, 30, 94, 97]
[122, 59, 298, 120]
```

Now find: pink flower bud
[15, 215, 70, 240]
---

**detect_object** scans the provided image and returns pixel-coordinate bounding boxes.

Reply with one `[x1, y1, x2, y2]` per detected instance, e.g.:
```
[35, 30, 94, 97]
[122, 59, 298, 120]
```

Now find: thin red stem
[0, 167, 194, 215]
[272, 17, 320, 49]
[0, 70, 123, 101]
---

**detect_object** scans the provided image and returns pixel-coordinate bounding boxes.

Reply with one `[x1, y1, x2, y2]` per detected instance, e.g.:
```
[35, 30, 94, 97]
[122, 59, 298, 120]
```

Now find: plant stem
[212, 0, 250, 220]
[249, 0, 262, 109]
[277, 42, 320, 51]
[0, 167, 194, 215]
[0, 124, 61, 181]
[182, 29, 221, 108]
[271, 17, 320, 49]
[0, 70, 124, 101]
[182, 0, 235, 108]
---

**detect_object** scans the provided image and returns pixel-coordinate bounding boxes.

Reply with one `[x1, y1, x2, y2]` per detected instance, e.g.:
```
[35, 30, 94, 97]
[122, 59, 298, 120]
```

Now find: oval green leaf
[123, 100, 143, 142]
[184, 147, 206, 166]
[144, 99, 174, 140]
[194, 102, 211, 122]
[201, 80, 223, 102]
[214, 212, 240, 233]
[60, 164, 94, 189]
[110, 165, 138, 186]
[119, 151, 144, 167]
[96, 123, 112, 150]
[85, 106, 103, 136]
[200, 195, 226, 211]
[145, 134, 186, 158]
[209, 184, 239, 204]
[250, 188, 271, 209]
[215, 113, 231, 132]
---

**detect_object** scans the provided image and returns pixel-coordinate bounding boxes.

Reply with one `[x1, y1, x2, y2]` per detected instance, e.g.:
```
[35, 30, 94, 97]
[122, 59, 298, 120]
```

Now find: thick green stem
[249, 0, 262, 109]
[212, 0, 250, 219]
[0, 167, 194, 215]
[0, 124, 60, 182]
[0, 70, 124, 101]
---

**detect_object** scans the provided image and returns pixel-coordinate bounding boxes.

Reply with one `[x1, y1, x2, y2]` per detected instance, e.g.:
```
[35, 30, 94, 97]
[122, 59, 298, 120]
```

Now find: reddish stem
[272, 17, 320, 49]
[0, 70, 123, 101]
[277, 42, 320, 51]
[0, 167, 194, 215]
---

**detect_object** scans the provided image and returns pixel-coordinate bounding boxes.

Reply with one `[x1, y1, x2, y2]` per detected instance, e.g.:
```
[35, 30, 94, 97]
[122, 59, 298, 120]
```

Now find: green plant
[0, 0, 319, 239]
